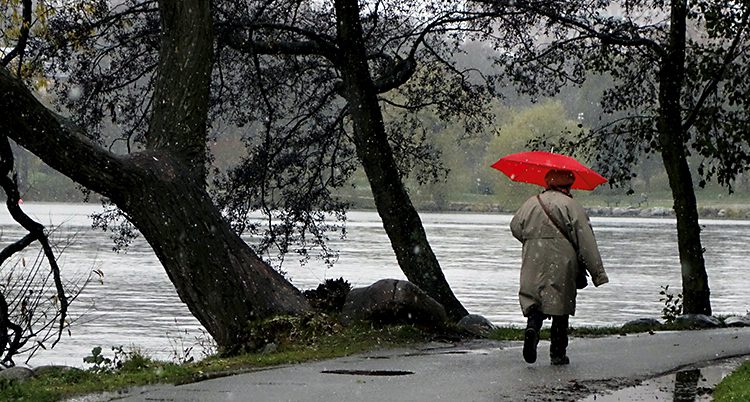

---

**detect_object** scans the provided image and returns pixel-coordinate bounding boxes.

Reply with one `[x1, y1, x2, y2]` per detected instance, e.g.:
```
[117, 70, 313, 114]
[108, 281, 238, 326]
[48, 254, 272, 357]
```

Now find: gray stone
[33, 365, 82, 376]
[612, 207, 640, 216]
[639, 207, 673, 217]
[0, 366, 35, 381]
[457, 314, 496, 336]
[341, 279, 447, 326]
[673, 314, 723, 329]
[622, 318, 662, 331]
[261, 342, 278, 354]
[723, 316, 750, 327]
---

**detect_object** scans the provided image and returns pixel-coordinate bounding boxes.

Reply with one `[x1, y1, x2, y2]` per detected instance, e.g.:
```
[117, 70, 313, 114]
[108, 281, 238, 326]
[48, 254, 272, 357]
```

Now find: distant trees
[478, 101, 581, 200]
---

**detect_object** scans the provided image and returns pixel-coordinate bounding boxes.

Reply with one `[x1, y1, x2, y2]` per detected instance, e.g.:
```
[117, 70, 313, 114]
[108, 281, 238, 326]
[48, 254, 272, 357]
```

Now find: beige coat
[510, 190, 608, 316]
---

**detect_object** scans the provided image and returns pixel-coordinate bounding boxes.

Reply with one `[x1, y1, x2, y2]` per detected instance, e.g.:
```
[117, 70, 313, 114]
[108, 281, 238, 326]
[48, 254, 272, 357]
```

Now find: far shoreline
[11, 199, 750, 221]
[409, 202, 750, 220]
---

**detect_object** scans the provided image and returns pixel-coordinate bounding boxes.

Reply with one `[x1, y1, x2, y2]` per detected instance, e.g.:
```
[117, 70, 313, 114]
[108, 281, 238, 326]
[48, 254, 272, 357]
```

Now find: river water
[2, 203, 748, 367]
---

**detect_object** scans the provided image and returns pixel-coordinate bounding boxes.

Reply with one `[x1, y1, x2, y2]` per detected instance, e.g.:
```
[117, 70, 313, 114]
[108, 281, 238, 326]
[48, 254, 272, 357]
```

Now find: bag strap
[536, 194, 589, 280]
[536, 194, 578, 252]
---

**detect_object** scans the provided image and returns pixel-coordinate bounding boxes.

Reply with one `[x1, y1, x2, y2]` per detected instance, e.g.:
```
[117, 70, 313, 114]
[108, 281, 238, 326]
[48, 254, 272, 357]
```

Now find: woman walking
[510, 169, 609, 365]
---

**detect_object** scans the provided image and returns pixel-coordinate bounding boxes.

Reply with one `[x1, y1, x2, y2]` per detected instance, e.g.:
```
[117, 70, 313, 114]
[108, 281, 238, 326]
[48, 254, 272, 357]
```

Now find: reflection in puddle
[673, 369, 706, 401]
[579, 357, 746, 401]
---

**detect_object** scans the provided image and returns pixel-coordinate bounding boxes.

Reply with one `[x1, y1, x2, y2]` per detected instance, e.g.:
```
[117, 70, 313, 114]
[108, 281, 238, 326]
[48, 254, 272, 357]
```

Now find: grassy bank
[714, 359, 750, 402]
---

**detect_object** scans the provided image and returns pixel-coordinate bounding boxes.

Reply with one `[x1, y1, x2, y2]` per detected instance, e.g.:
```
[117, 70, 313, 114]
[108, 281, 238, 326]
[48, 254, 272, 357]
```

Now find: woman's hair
[544, 169, 575, 189]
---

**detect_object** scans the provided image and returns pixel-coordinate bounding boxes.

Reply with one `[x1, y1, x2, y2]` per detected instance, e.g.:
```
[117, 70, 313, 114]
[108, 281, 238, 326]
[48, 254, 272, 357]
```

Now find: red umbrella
[491, 151, 607, 191]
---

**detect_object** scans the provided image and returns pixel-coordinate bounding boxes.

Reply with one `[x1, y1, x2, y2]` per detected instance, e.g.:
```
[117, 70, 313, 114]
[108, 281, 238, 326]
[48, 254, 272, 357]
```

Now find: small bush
[83, 346, 152, 374]
[659, 285, 682, 324]
[303, 278, 352, 313]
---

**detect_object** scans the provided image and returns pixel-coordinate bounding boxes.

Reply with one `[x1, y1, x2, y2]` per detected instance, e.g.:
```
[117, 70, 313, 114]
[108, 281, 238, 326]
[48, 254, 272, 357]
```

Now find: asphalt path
[110, 327, 750, 401]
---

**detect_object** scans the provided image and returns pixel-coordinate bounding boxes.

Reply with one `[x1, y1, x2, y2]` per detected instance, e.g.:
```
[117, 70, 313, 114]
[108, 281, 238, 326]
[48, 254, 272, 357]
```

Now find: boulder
[0, 366, 35, 382]
[673, 314, 723, 329]
[612, 207, 639, 216]
[621, 318, 662, 332]
[32, 365, 82, 376]
[639, 207, 673, 217]
[723, 315, 750, 327]
[457, 314, 496, 336]
[341, 279, 447, 326]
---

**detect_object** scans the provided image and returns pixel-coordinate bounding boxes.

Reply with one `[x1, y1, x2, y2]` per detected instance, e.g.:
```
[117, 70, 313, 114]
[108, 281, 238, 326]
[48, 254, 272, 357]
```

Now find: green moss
[487, 326, 525, 341]
[713, 360, 750, 402]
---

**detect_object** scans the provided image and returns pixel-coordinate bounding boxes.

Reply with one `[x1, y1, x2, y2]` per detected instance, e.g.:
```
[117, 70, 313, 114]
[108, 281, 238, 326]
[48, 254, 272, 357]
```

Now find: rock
[261, 342, 278, 354]
[723, 315, 750, 327]
[622, 318, 662, 332]
[457, 314, 496, 336]
[637, 207, 673, 217]
[0, 366, 35, 382]
[32, 365, 82, 377]
[341, 279, 448, 327]
[673, 314, 723, 329]
[612, 207, 640, 216]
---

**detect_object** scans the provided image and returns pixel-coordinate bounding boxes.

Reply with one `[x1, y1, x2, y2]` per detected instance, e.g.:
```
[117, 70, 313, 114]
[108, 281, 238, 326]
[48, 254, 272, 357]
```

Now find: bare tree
[0, 135, 89, 367]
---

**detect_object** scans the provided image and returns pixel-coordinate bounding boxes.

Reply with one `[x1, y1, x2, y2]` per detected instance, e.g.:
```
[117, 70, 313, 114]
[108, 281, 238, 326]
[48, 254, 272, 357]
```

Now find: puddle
[579, 357, 747, 401]
[321, 369, 414, 376]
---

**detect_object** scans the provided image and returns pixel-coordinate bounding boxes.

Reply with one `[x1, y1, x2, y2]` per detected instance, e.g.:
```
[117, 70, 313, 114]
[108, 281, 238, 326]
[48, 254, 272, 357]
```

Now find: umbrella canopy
[491, 151, 607, 191]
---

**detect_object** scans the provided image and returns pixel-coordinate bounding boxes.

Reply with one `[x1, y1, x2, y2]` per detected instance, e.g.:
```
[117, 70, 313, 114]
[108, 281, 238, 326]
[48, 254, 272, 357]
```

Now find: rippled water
[3, 203, 749, 367]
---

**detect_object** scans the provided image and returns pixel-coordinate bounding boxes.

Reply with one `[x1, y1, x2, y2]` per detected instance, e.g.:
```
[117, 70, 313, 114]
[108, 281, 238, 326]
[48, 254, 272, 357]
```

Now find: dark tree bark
[334, 0, 468, 320]
[0, 0, 311, 351]
[657, 0, 710, 315]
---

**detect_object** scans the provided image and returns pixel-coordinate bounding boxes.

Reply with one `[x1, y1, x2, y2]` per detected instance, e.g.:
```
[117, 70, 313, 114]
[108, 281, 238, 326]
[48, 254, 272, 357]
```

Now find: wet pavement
[579, 356, 745, 401]
[101, 327, 750, 402]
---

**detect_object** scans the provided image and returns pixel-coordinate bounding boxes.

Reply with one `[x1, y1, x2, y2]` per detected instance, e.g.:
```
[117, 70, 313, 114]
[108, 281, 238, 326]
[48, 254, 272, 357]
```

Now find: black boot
[550, 315, 569, 365]
[523, 309, 545, 364]
[523, 328, 539, 363]
[550, 355, 570, 365]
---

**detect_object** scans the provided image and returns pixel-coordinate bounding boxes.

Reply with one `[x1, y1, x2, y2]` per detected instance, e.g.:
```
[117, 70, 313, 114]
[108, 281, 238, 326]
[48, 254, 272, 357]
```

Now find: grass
[714, 360, 750, 402]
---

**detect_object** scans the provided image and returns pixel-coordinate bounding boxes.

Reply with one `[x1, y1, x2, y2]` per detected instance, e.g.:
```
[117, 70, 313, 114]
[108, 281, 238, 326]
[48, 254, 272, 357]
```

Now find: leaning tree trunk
[656, 0, 711, 315]
[112, 153, 311, 351]
[334, 0, 468, 320]
[0, 0, 311, 352]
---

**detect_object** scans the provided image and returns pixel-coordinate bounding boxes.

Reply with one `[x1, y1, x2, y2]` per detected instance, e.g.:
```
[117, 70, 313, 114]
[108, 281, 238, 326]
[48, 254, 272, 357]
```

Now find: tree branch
[220, 21, 339, 60]
[473, 0, 666, 57]
[0, 136, 69, 365]
[682, 7, 750, 132]
[0, 68, 129, 197]
[1, 0, 32, 73]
